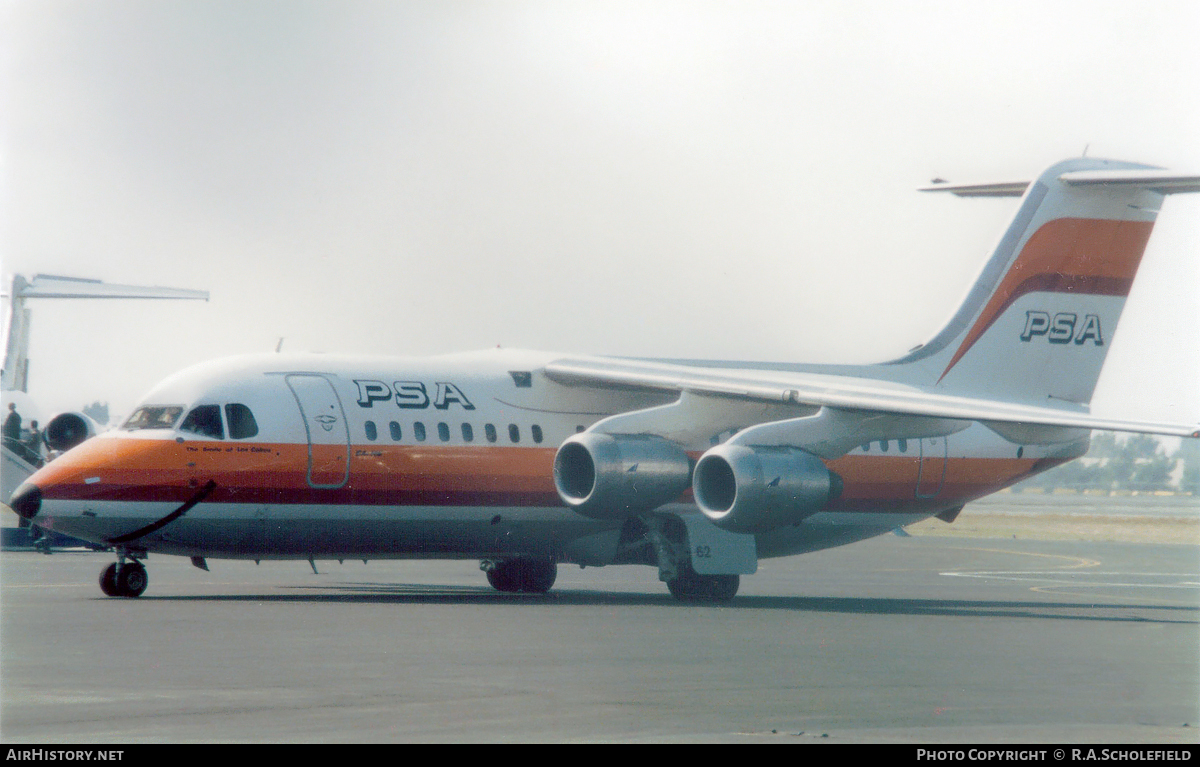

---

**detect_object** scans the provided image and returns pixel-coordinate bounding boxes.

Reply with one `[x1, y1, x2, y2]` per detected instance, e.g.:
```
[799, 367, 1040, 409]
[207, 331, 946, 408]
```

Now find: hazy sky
[3, 0, 1198, 427]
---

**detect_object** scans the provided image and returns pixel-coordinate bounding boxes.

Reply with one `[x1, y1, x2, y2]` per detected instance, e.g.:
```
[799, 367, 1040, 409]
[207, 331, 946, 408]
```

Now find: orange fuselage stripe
[34, 436, 1052, 511]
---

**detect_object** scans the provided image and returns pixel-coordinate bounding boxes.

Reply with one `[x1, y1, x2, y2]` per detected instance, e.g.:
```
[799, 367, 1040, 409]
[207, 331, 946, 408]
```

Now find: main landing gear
[634, 515, 740, 602]
[665, 562, 739, 602]
[481, 557, 558, 594]
[99, 557, 148, 598]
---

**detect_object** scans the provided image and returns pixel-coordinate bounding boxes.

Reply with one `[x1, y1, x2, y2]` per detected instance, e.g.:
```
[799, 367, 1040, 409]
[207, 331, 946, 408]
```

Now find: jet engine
[692, 444, 842, 533]
[553, 432, 692, 519]
[42, 412, 99, 452]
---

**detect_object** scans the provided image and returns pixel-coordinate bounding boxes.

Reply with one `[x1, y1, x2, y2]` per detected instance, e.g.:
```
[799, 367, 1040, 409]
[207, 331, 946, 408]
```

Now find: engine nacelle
[693, 444, 842, 533]
[553, 432, 692, 519]
[42, 412, 99, 452]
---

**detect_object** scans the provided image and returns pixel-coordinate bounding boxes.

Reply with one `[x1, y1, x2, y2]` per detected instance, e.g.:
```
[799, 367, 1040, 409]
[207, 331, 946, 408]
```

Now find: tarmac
[1, 495, 1197, 743]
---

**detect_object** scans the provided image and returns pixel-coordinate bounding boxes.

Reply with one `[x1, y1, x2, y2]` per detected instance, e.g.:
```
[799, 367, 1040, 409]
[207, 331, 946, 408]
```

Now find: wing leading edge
[543, 357, 1200, 440]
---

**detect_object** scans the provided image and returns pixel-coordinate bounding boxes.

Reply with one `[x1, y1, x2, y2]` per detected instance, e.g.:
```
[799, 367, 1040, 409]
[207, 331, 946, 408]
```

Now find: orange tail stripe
[939, 217, 1154, 381]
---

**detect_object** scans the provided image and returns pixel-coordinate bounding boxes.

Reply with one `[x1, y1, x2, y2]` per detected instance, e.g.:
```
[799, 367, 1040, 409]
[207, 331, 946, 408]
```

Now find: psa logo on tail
[1020, 311, 1104, 345]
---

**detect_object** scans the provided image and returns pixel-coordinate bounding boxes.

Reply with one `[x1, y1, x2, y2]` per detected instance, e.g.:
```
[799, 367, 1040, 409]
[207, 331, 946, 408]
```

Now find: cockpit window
[180, 405, 224, 439]
[123, 406, 184, 431]
[225, 404, 259, 439]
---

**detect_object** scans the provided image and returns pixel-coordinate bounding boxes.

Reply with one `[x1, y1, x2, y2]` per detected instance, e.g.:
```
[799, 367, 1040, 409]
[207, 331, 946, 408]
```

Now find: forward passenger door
[286, 375, 350, 489]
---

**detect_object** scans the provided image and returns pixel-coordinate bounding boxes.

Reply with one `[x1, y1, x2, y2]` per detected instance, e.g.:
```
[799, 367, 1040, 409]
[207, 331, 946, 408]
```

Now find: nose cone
[10, 482, 42, 520]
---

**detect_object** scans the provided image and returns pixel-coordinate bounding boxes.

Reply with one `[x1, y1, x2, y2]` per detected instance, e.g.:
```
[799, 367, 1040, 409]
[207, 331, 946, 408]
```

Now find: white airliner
[1, 275, 209, 499]
[9, 157, 1199, 600]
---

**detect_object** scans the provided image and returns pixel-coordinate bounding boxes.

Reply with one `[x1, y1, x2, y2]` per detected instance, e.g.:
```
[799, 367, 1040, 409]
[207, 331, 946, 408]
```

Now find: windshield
[122, 405, 184, 431]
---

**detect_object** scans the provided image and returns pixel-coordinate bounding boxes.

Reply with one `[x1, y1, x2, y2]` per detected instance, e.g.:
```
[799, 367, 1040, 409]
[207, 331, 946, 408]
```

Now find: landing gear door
[678, 514, 758, 575]
[286, 375, 350, 489]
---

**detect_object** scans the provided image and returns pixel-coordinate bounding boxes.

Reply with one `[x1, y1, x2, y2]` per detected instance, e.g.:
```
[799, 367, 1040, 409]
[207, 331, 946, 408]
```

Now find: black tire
[99, 563, 120, 597]
[514, 557, 557, 593]
[486, 566, 517, 592]
[666, 564, 739, 602]
[487, 558, 557, 594]
[116, 562, 148, 598]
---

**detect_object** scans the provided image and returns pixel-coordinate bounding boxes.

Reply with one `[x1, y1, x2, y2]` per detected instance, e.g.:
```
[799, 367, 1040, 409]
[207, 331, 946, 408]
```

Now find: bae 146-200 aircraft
[9, 157, 1200, 601]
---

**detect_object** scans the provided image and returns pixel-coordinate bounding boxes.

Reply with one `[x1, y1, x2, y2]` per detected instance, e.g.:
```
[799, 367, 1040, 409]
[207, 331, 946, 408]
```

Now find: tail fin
[897, 158, 1199, 405]
[2, 275, 209, 393]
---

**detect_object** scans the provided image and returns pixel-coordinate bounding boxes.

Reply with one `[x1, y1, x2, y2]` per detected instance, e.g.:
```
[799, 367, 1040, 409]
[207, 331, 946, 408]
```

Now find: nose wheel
[481, 557, 557, 593]
[99, 561, 148, 598]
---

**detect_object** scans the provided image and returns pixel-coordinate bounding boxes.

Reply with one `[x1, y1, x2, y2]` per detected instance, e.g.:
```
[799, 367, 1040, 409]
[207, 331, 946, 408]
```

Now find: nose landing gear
[99, 557, 148, 598]
[481, 557, 558, 594]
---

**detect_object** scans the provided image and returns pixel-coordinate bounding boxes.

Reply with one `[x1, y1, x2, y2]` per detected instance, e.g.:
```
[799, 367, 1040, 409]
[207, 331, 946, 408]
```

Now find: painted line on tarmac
[941, 570, 1200, 589]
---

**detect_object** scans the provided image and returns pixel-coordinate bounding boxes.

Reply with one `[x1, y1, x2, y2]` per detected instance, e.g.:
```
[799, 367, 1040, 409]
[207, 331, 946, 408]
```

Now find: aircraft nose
[9, 482, 42, 520]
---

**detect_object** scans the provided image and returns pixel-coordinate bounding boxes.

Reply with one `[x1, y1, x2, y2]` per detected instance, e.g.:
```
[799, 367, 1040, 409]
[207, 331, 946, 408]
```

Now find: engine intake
[693, 444, 842, 533]
[42, 412, 99, 452]
[553, 432, 692, 519]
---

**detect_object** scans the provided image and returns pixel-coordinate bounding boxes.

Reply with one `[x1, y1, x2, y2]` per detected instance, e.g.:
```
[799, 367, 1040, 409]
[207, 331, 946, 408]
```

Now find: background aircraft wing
[8, 274, 210, 301]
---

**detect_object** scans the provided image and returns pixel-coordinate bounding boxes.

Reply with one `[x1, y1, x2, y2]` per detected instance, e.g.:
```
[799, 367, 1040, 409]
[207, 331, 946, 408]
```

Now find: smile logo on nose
[314, 415, 338, 432]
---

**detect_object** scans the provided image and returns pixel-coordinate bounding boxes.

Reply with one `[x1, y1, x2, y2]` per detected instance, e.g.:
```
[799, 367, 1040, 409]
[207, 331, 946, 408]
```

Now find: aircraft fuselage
[24, 349, 1076, 566]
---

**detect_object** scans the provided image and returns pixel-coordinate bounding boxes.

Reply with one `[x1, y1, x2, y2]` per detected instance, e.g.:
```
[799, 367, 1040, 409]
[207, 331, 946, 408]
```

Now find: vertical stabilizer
[900, 159, 1199, 406]
[1, 275, 210, 393]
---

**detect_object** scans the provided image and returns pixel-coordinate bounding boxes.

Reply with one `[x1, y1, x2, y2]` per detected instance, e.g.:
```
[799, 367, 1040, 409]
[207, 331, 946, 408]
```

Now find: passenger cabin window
[225, 404, 258, 439]
[414, 422, 426, 442]
[389, 422, 402, 441]
[508, 424, 520, 443]
[485, 424, 497, 443]
[123, 405, 184, 431]
[365, 421, 378, 441]
[180, 405, 224, 439]
[462, 423, 474, 442]
[531, 425, 543, 444]
[437, 422, 450, 442]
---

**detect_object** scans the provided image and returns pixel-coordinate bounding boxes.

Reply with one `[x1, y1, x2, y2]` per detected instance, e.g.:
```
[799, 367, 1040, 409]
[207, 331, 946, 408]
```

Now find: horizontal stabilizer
[1058, 169, 1200, 194]
[3, 274, 209, 393]
[11, 275, 209, 301]
[919, 180, 1030, 197]
[920, 168, 1200, 197]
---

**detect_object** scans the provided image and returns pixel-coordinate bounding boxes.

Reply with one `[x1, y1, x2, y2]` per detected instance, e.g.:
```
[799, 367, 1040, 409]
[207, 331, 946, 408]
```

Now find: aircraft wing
[543, 357, 1200, 439]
